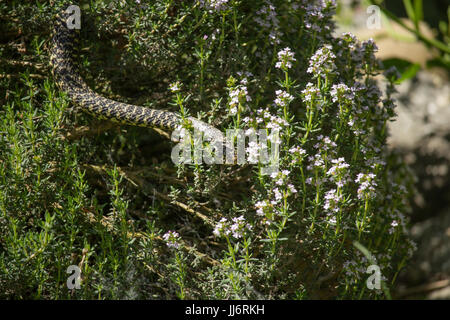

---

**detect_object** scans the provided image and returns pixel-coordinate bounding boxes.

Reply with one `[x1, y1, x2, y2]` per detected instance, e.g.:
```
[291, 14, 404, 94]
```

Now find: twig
[82, 163, 215, 226]
[0, 58, 44, 69]
[395, 279, 450, 298]
[78, 206, 219, 266]
[62, 122, 118, 140]
[0, 73, 45, 79]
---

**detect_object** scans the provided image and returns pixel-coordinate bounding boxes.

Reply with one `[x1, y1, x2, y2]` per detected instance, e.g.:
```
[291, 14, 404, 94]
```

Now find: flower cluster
[313, 135, 337, 153]
[289, 145, 306, 164]
[274, 90, 294, 107]
[336, 32, 360, 69]
[323, 188, 343, 214]
[228, 81, 252, 115]
[162, 231, 181, 249]
[236, 71, 254, 84]
[213, 216, 252, 239]
[330, 83, 354, 104]
[301, 82, 322, 104]
[307, 44, 337, 78]
[271, 170, 297, 192]
[253, 169, 297, 223]
[359, 39, 379, 70]
[327, 157, 350, 187]
[199, 0, 229, 13]
[243, 108, 289, 132]
[254, 0, 282, 45]
[355, 172, 378, 200]
[169, 81, 181, 93]
[337, 34, 381, 75]
[301, 0, 337, 33]
[306, 153, 325, 172]
[342, 259, 365, 278]
[343, 252, 388, 284]
[275, 47, 296, 70]
[255, 200, 271, 217]
[384, 66, 401, 84]
[245, 136, 268, 164]
[338, 32, 358, 50]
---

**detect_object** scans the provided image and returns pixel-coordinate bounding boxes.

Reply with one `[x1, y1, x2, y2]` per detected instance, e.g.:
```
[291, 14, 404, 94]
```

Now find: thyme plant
[0, 0, 415, 299]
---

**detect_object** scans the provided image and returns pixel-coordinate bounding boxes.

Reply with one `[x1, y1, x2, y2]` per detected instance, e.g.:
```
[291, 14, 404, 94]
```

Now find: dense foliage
[0, 0, 416, 299]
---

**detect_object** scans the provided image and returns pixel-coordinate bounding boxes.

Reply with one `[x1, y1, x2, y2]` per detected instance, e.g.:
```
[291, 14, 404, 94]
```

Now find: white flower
[288, 184, 297, 194]
[246, 141, 260, 164]
[301, 82, 321, 103]
[169, 82, 181, 93]
[214, 216, 251, 239]
[330, 83, 354, 103]
[307, 45, 337, 78]
[200, 0, 229, 12]
[255, 200, 268, 216]
[273, 188, 282, 201]
[323, 189, 343, 213]
[276, 47, 296, 70]
[162, 231, 181, 249]
[274, 90, 294, 107]
[355, 172, 378, 200]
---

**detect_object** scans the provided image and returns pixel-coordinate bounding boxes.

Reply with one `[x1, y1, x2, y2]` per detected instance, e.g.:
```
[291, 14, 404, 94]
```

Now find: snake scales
[50, 10, 223, 142]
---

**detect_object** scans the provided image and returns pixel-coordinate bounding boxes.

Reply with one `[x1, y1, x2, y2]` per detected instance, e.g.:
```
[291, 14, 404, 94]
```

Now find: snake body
[50, 11, 222, 141]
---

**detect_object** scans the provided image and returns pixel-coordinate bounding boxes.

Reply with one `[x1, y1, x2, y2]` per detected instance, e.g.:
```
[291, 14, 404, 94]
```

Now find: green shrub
[0, 0, 416, 299]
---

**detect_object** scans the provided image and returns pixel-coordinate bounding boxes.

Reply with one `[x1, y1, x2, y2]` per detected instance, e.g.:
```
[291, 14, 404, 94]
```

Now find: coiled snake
[50, 10, 223, 142]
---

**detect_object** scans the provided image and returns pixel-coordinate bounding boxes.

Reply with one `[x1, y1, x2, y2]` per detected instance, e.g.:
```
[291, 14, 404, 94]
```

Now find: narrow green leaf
[413, 0, 423, 23]
[403, 0, 421, 32]
[402, 0, 416, 24]
[397, 63, 421, 84]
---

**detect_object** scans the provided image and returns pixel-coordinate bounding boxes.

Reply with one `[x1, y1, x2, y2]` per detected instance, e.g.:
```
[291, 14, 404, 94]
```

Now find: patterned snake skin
[50, 11, 223, 141]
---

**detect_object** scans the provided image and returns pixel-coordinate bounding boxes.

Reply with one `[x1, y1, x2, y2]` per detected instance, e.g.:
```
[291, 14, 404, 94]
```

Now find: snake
[50, 9, 223, 143]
